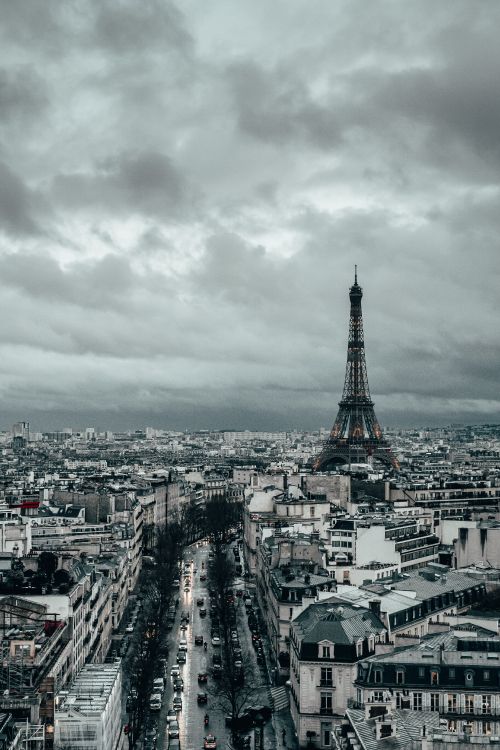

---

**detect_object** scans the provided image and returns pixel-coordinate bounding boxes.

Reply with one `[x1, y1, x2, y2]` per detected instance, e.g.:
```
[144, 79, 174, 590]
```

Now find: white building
[55, 661, 124, 750]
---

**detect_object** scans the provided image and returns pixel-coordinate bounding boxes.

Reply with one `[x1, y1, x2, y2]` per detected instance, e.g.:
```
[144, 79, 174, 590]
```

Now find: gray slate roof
[293, 602, 385, 646]
[346, 708, 440, 750]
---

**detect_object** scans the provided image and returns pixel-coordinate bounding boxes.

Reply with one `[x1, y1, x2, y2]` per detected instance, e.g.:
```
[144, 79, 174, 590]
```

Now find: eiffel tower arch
[314, 269, 399, 471]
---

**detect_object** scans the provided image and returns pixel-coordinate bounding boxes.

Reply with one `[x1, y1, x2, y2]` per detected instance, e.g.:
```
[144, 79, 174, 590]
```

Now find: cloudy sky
[1, 0, 499, 432]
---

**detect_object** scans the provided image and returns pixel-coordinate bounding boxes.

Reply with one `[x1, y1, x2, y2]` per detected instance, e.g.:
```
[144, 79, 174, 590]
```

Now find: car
[166, 709, 177, 724]
[149, 693, 162, 711]
[180, 622, 188, 631]
[212, 664, 222, 678]
[197, 692, 208, 704]
[200, 608, 207, 617]
[174, 678, 184, 692]
[179, 638, 188, 651]
[152, 677, 164, 692]
[204, 734, 217, 749]
[213, 653, 221, 666]
[169, 740, 180, 750]
[181, 611, 189, 623]
[171, 665, 180, 677]
[197, 597, 204, 606]
[168, 720, 180, 739]
[211, 635, 220, 647]
[144, 740, 155, 750]
[145, 727, 157, 743]
[176, 651, 186, 664]
[200, 574, 207, 581]
[198, 672, 208, 683]
[173, 696, 182, 711]
[173, 579, 180, 588]
[195, 634, 204, 645]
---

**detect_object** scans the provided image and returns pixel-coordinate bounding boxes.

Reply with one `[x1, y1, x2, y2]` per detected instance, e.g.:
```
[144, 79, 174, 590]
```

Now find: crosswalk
[270, 685, 289, 712]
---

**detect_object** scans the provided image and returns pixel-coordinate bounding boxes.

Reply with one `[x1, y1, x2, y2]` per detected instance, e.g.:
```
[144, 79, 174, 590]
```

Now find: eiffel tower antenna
[314, 271, 399, 471]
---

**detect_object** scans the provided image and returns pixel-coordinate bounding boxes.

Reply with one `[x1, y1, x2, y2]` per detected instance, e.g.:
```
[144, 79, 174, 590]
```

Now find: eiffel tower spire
[314, 270, 399, 471]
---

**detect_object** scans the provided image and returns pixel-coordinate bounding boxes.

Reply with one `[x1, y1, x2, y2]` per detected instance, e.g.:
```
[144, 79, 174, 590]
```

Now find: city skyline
[1, 1, 500, 431]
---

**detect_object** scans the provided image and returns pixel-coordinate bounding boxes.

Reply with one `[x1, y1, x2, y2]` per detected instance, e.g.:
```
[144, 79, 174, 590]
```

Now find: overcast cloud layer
[1, 0, 500, 431]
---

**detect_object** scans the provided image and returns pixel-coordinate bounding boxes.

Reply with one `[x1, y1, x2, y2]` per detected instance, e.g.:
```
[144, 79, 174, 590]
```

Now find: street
[151, 540, 276, 750]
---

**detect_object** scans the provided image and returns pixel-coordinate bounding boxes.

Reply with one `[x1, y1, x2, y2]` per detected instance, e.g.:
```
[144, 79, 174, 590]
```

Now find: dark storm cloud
[52, 151, 197, 220]
[0, 162, 42, 235]
[1, 0, 500, 429]
[227, 61, 342, 148]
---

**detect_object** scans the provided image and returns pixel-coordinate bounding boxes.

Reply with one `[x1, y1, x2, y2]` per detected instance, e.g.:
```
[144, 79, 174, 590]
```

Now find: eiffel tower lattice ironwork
[314, 268, 399, 471]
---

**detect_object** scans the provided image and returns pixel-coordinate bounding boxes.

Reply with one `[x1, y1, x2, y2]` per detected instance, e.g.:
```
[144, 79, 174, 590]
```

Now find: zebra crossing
[270, 685, 289, 711]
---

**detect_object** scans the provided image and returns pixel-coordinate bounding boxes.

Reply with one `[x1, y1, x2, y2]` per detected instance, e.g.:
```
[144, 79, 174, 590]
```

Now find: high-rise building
[315, 270, 398, 470]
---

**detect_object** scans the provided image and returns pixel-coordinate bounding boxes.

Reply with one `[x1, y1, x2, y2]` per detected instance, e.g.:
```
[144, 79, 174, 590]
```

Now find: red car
[198, 672, 208, 684]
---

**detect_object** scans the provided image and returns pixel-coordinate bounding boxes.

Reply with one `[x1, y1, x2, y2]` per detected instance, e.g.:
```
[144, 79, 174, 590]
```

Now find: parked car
[173, 696, 182, 711]
[149, 693, 162, 712]
[174, 678, 184, 692]
[152, 678, 164, 693]
[168, 720, 180, 739]
[166, 709, 177, 724]
[211, 635, 220, 647]
[177, 651, 186, 664]
[171, 665, 180, 677]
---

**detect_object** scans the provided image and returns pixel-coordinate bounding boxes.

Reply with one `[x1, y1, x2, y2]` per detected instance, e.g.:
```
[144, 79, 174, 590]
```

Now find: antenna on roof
[354, 264, 358, 284]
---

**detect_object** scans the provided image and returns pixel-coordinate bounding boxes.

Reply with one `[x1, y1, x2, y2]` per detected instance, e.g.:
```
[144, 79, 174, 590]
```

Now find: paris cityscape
[2, 2, 500, 750]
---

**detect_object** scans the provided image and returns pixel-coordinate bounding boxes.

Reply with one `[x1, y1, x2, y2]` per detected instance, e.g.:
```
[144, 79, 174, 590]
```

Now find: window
[483, 670, 490, 681]
[465, 670, 474, 685]
[320, 693, 333, 714]
[482, 722, 492, 736]
[447, 720, 457, 733]
[310, 506, 316, 517]
[368, 636, 375, 652]
[374, 670, 382, 684]
[356, 641, 363, 657]
[321, 645, 331, 659]
[464, 695, 474, 714]
[430, 693, 439, 711]
[447, 694, 457, 712]
[372, 691, 384, 702]
[418, 667, 425, 678]
[482, 695, 492, 715]
[430, 671, 439, 686]
[321, 668, 333, 687]
[413, 693, 422, 711]
[448, 668, 455, 679]
[396, 670, 404, 685]
[289, 608, 293, 620]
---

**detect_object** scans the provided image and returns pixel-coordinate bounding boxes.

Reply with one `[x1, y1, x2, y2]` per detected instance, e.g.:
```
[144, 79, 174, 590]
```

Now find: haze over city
[1, 0, 500, 431]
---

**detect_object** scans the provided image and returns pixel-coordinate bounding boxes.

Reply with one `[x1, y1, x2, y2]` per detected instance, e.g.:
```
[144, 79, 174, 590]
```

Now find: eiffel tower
[314, 268, 399, 471]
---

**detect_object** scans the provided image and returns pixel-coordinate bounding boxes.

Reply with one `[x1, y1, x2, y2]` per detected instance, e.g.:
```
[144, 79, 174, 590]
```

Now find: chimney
[283, 474, 288, 492]
[369, 600, 381, 617]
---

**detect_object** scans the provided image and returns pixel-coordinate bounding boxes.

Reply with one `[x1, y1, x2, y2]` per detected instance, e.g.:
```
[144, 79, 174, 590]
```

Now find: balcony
[320, 707, 334, 715]
[319, 681, 334, 688]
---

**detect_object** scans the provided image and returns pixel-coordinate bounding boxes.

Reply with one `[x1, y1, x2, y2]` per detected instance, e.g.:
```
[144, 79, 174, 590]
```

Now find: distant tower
[314, 268, 399, 471]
